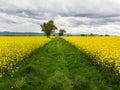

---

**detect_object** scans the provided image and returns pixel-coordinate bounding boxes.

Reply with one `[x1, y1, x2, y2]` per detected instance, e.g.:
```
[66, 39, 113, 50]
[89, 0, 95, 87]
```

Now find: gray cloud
[0, 0, 120, 35]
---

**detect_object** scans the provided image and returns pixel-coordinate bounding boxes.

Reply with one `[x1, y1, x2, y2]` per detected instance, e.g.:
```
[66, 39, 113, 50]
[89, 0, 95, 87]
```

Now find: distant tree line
[80, 33, 110, 36]
[40, 20, 110, 38]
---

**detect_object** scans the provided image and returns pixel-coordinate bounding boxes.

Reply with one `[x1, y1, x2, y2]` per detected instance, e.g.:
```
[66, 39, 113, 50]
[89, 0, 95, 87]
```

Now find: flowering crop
[63, 36, 120, 80]
[0, 36, 51, 78]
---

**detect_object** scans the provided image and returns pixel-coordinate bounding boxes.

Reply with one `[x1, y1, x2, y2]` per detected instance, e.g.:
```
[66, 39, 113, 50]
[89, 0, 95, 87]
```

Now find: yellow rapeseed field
[0, 36, 51, 78]
[63, 36, 120, 79]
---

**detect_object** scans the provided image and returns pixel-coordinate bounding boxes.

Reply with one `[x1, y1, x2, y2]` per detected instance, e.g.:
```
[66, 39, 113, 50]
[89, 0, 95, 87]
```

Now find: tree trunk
[47, 35, 50, 38]
[46, 33, 50, 38]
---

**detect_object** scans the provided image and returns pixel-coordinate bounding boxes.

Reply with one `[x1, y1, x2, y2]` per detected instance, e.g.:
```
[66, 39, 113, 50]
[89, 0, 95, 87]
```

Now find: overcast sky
[0, 0, 120, 35]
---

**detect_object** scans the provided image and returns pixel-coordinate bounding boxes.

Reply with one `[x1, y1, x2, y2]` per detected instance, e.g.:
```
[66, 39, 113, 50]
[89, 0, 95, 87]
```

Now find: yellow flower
[62, 36, 120, 77]
[0, 36, 51, 77]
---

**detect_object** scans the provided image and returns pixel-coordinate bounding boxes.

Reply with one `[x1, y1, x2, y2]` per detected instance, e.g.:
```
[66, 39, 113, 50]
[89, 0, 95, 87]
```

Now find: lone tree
[59, 29, 66, 36]
[40, 20, 57, 38]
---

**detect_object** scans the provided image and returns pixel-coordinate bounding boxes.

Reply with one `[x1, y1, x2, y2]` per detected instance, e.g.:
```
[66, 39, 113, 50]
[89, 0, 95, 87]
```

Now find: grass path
[0, 38, 119, 90]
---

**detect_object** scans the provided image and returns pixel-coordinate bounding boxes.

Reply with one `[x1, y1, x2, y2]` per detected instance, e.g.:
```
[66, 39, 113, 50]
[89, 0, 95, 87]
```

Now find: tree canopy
[40, 20, 57, 38]
[59, 29, 66, 36]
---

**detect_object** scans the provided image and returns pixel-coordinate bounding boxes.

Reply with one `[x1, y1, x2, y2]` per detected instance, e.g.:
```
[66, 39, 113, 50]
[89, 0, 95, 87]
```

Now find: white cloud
[0, 0, 120, 35]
